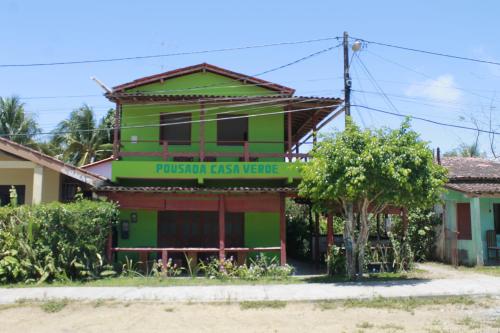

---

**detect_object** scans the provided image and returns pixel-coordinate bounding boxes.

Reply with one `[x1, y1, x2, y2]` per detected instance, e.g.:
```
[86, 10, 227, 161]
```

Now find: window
[160, 113, 191, 145]
[456, 203, 472, 240]
[0, 185, 25, 206]
[494, 204, 500, 235]
[217, 114, 248, 146]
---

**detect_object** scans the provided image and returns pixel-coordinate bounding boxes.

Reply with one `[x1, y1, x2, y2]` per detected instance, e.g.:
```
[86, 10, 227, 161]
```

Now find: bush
[326, 245, 346, 276]
[407, 208, 441, 261]
[0, 199, 119, 284]
[198, 254, 294, 280]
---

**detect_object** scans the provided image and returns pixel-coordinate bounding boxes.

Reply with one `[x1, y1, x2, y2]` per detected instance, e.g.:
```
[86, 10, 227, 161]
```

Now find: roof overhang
[111, 63, 295, 95]
[0, 137, 106, 187]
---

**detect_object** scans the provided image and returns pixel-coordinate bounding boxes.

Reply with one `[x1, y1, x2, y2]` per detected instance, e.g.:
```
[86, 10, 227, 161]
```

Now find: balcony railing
[118, 140, 310, 162]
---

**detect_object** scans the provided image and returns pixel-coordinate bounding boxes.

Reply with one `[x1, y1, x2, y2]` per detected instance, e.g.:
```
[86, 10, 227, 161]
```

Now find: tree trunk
[357, 201, 370, 276]
[343, 202, 356, 279]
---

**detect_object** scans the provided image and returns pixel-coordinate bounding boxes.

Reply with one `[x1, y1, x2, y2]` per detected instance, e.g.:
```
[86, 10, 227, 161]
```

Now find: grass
[40, 299, 68, 313]
[455, 316, 481, 330]
[356, 321, 374, 329]
[239, 300, 287, 310]
[316, 295, 476, 312]
[1, 270, 424, 288]
[458, 265, 500, 276]
[378, 323, 404, 331]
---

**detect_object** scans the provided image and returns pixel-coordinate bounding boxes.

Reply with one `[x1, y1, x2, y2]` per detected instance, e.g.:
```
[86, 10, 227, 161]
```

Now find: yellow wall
[0, 152, 61, 204]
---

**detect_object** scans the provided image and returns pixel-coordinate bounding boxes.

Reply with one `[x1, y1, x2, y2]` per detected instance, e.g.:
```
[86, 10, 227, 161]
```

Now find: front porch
[101, 187, 292, 267]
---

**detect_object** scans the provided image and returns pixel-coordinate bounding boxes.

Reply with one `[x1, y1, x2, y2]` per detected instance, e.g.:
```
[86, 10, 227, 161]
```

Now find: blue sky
[1, 1, 499, 155]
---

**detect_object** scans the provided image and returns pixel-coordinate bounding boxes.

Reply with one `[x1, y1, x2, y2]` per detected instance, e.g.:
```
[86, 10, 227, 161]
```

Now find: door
[456, 203, 472, 240]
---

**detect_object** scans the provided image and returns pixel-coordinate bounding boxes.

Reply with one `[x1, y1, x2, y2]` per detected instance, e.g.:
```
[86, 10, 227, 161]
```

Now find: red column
[106, 227, 113, 263]
[287, 110, 292, 161]
[218, 194, 226, 262]
[327, 212, 334, 250]
[279, 193, 287, 265]
[199, 102, 205, 162]
[113, 102, 121, 158]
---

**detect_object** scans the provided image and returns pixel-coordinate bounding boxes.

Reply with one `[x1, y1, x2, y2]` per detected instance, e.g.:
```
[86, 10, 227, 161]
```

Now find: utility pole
[343, 31, 351, 123]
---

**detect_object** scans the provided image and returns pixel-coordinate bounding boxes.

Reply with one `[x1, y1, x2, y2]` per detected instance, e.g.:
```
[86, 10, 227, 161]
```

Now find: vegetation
[443, 141, 484, 157]
[40, 299, 69, 313]
[0, 96, 40, 145]
[299, 119, 447, 279]
[239, 300, 287, 310]
[317, 295, 476, 312]
[0, 200, 119, 284]
[51, 105, 114, 166]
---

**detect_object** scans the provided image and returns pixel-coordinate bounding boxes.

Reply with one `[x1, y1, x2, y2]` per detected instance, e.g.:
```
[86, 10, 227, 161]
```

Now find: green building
[98, 63, 342, 266]
[441, 157, 500, 266]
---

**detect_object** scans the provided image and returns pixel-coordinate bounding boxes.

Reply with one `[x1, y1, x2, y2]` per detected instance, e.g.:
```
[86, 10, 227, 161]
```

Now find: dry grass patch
[40, 299, 68, 313]
[239, 300, 287, 310]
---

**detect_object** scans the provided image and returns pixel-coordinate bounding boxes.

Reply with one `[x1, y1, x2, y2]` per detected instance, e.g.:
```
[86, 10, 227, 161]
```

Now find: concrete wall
[0, 152, 61, 204]
[444, 189, 500, 265]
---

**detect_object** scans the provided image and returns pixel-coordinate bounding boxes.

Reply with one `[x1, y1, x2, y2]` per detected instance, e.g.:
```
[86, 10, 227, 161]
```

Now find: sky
[1, 1, 499, 156]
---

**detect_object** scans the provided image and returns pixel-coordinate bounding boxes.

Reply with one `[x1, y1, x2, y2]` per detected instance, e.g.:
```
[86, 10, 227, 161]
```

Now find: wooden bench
[486, 230, 500, 261]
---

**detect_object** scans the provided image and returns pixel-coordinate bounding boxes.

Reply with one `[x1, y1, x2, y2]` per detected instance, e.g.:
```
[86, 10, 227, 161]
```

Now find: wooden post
[218, 194, 226, 262]
[162, 141, 169, 161]
[161, 250, 168, 270]
[113, 102, 121, 158]
[106, 227, 113, 263]
[279, 192, 287, 265]
[314, 212, 320, 266]
[287, 110, 292, 161]
[327, 212, 334, 250]
[401, 208, 409, 238]
[244, 141, 249, 162]
[199, 102, 205, 162]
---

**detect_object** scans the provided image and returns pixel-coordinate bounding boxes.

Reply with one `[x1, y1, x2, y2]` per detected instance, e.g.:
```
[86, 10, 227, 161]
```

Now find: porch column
[32, 165, 43, 204]
[113, 102, 121, 158]
[471, 197, 484, 266]
[199, 102, 205, 162]
[287, 110, 292, 161]
[218, 194, 226, 262]
[279, 193, 287, 265]
[327, 212, 334, 250]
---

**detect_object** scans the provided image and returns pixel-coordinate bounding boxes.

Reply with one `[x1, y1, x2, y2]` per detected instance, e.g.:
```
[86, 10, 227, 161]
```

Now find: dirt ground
[1, 297, 500, 333]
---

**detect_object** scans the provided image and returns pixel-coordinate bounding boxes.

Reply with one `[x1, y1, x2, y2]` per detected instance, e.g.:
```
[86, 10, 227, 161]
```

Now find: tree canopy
[0, 96, 40, 145]
[298, 119, 447, 278]
[51, 105, 114, 166]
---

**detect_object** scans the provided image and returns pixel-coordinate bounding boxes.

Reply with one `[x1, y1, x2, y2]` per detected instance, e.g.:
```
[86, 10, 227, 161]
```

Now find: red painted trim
[279, 193, 286, 265]
[287, 108, 292, 161]
[112, 63, 295, 95]
[218, 194, 226, 261]
[199, 102, 205, 162]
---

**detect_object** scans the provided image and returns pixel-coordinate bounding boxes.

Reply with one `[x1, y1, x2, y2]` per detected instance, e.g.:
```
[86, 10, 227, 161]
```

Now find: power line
[2, 101, 339, 138]
[0, 36, 341, 68]
[353, 104, 500, 136]
[354, 52, 401, 114]
[354, 37, 500, 67]
[254, 43, 342, 76]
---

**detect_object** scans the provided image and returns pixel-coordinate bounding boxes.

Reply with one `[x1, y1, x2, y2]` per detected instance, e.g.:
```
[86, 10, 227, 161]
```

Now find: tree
[298, 119, 447, 279]
[443, 142, 484, 157]
[0, 96, 40, 145]
[51, 105, 114, 166]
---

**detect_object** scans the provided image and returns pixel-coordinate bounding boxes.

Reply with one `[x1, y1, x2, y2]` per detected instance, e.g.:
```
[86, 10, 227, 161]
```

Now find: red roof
[112, 63, 295, 95]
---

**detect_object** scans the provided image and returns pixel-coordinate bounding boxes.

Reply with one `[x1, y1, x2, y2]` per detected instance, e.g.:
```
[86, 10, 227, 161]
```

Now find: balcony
[117, 139, 310, 162]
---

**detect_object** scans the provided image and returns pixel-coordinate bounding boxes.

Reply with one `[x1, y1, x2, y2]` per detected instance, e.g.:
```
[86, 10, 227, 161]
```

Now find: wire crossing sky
[1, 1, 499, 155]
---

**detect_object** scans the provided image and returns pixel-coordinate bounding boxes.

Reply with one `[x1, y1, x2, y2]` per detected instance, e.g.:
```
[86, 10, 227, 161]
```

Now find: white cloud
[404, 74, 462, 103]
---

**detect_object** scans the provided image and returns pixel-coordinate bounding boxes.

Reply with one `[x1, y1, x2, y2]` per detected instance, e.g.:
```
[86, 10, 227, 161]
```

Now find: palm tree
[0, 96, 40, 144]
[52, 105, 114, 166]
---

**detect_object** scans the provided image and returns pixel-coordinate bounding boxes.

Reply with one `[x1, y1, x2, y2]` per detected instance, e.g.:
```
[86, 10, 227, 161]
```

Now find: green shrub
[0, 200, 119, 284]
[326, 245, 346, 276]
[198, 254, 294, 280]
